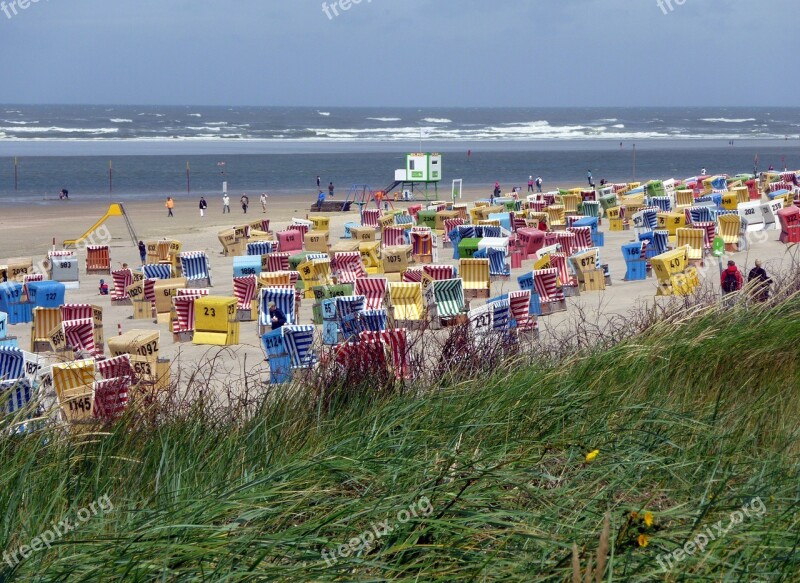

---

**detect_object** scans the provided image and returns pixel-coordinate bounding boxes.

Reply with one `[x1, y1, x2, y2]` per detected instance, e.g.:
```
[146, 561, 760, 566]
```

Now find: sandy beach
[1, 185, 796, 384]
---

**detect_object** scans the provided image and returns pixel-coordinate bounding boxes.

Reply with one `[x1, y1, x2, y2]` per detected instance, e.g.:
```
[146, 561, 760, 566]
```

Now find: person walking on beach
[223, 194, 230, 214]
[527, 176, 534, 192]
[536, 176, 543, 193]
[721, 260, 744, 295]
[138, 240, 147, 265]
[241, 194, 249, 214]
[492, 182, 501, 205]
[260, 192, 268, 213]
[748, 259, 772, 302]
[268, 301, 286, 330]
[328, 181, 335, 198]
[59, 188, 69, 200]
[166, 197, 174, 217]
[317, 190, 326, 211]
[316, 176, 321, 189]
[199, 197, 207, 217]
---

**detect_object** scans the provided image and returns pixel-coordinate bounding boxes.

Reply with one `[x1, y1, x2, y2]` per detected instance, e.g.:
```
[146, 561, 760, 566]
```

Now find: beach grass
[0, 291, 798, 581]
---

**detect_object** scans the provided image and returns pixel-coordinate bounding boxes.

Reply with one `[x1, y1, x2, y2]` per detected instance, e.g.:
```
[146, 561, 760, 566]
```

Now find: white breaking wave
[700, 118, 756, 123]
[110, 118, 133, 123]
[206, 122, 229, 126]
[0, 126, 119, 134]
[422, 118, 452, 123]
[368, 117, 402, 122]
[317, 111, 331, 116]
[188, 113, 202, 117]
[612, 124, 625, 128]
[597, 118, 618, 123]
[186, 126, 222, 132]
[3, 120, 38, 125]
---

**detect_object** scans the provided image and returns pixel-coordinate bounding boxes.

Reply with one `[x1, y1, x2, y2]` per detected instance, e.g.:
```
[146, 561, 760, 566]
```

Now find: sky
[0, 0, 797, 107]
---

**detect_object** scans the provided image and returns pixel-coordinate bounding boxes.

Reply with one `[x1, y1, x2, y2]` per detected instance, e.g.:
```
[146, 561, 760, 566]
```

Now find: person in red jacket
[720, 260, 744, 294]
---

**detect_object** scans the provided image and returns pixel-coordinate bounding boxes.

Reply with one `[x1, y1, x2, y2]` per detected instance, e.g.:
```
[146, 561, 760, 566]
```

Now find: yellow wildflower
[585, 449, 600, 462]
[638, 534, 650, 547]
[644, 512, 654, 527]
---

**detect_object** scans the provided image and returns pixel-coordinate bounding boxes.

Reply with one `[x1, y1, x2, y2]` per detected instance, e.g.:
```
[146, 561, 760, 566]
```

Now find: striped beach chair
[508, 290, 537, 332]
[650, 230, 670, 255]
[52, 359, 96, 424]
[288, 222, 310, 239]
[362, 209, 382, 228]
[354, 277, 387, 310]
[359, 328, 410, 379]
[474, 248, 509, 277]
[676, 228, 705, 261]
[687, 206, 715, 225]
[0, 346, 24, 381]
[460, 258, 491, 298]
[382, 226, 406, 248]
[142, 264, 172, 280]
[94, 354, 134, 422]
[111, 269, 133, 301]
[423, 264, 457, 281]
[650, 196, 672, 212]
[410, 230, 433, 258]
[0, 377, 35, 417]
[533, 268, 565, 304]
[172, 295, 198, 335]
[335, 295, 367, 339]
[259, 287, 296, 331]
[62, 318, 98, 358]
[394, 214, 414, 227]
[693, 221, 716, 249]
[247, 240, 277, 256]
[432, 278, 465, 319]
[31, 307, 62, 352]
[263, 252, 291, 273]
[332, 252, 367, 284]
[233, 275, 258, 311]
[179, 252, 212, 287]
[85, 245, 111, 274]
[568, 226, 593, 252]
[632, 208, 659, 237]
[477, 225, 502, 238]
[389, 282, 425, 322]
[283, 325, 318, 369]
[554, 231, 577, 257]
[718, 214, 742, 247]
[487, 298, 510, 331]
[443, 218, 464, 243]
[360, 309, 388, 332]
[401, 267, 424, 283]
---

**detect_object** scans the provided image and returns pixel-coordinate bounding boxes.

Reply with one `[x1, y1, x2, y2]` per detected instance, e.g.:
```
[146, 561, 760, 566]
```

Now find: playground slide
[63, 203, 138, 248]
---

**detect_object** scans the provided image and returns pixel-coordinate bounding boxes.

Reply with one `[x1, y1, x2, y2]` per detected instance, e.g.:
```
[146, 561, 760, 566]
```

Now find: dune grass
[0, 292, 799, 581]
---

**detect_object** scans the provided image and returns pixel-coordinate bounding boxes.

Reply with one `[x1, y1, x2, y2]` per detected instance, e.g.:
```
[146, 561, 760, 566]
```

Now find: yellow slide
[63, 203, 138, 248]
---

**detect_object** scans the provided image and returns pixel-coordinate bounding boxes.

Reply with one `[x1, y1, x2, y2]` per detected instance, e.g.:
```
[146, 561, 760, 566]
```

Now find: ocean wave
[367, 117, 402, 122]
[110, 118, 133, 123]
[422, 118, 451, 123]
[206, 122, 229, 126]
[188, 113, 202, 117]
[186, 126, 222, 132]
[317, 111, 331, 117]
[0, 126, 119, 134]
[3, 120, 38, 125]
[700, 118, 757, 123]
[612, 124, 625, 128]
[597, 118, 618, 123]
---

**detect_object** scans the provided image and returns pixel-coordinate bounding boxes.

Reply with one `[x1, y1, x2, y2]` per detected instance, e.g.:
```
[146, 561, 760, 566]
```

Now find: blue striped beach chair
[488, 298, 510, 331]
[0, 346, 25, 381]
[474, 248, 509, 277]
[283, 325, 318, 369]
[335, 295, 366, 339]
[259, 287, 296, 333]
[394, 214, 415, 227]
[179, 252, 212, 287]
[650, 196, 672, 212]
[0, 378, 34, 415]
[142, 264, 173, 280]
[360, 309, 387, 332]
[688, 206, 714, 224]
[247, 240, 277, 256]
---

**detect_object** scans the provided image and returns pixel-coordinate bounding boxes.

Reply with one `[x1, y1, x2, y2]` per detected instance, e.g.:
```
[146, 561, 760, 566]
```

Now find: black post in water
[14, 157, 18, 191]
[109, 160, 113, 194]
[186, 161, 191, 194]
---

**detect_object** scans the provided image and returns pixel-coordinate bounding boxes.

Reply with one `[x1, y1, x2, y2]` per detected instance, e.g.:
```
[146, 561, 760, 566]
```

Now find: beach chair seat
[547, 205, 566, 229]
[423, 264, 457, 281]
[388, 282, 425, 323]
[632, 208, 659, 238]
[568, 226, 593, 252]
[179, 252, 212, 287]
[381, 226, 407, 248]
[443, 218, 464, 243]
[0, 346, 25, 382]
[263, 252, 291, 273]
[332, 252, 367, 284]
[718, 214, 743, 248]
[533, 267, 565, 308]
[508, 290, 537, 332]
[85, 245, 111, 274]
[334, 295, 367, 339]
[247, 240, 277, 256]
[362, 209, 382, 228]
[360, 309, 388, 332]
[259, 287, 297, 335]
[142, 263, 173, 280]
[111, 269, 133, 301]
[30, 307, 62, 352]
[401, 267, 424, 283]
[172, 295, 198, 335]
[0, 377, 35, 418]
[486, 297, 511, 331]
[282, 325, 318, 369]
[459, 258, 491, 298]
[675, 228, 705, 261]
[431, 278, 466, 320]
[353, 277, 387, 310]
[62, 318, 99, 358]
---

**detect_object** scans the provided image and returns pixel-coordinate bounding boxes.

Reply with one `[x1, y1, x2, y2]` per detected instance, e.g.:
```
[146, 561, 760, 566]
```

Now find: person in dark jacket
[748, 259, 772, 302]
[199, 197, 208, 217]
[138, 240, 147, 264]
[268, 301, 286, 330]
[720, 260, 744, 294]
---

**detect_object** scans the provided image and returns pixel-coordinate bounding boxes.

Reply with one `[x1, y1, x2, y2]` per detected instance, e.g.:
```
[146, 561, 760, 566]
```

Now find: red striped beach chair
[443, 218, 464, 243]
[264, 252, 291, 273]
[332, 252, 367, 284]
[693, 221, 716, 249]
[401, 267, 424, 283]
[94, 354, 134, 422]
[288, 222, 310, 238]
[568, 226, 593, 252]
[111, 269, 133, 301]
[62, 318, 97, 357]
[85, 245, 111, 274]
[423, 264, 457, 281]
[550, 253, 575, 288]
[554, 231, 577, 257]
[509, 290, 537, 332]
[172, 295, 197, 335]
[407, 205, 422, 221]
[362, 209, 382, 228]
[533, 267, 565, 307]
[382, 226, 406, 248]
[233, 275, 258, 309]
[354, 277, 387, 310]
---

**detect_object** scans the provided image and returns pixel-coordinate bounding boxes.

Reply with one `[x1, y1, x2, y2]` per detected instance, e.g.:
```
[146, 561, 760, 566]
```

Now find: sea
[1, 105, 799, 203]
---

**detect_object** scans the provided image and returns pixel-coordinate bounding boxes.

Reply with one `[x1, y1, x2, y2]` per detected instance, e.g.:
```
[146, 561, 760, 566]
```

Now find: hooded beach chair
[460, 258, 491, 298]
[52, 359, 96, 424]
[111, 269, 133, 301]
[389, 282, 425, 323]
[550, 253, 575, 289]
[142, 263, 173, 280]
[423, 264, 457, 281]
[431, 278, 466, 321]
[650, 230, 670, 255]
[335, 295, 367, 339]
[62, 318, 98, 358]
[547, 205, 566, 229]
[31, 307, 62, 352]
[360, 309, 388, 332]
[179, 252, 212, 287]
[410, 230, 433, 261]
[0, 377, 35, 417]
[263, 252, 291, 273]
[516, 228, 545, 259]
[276, 230, 304, 254]
[353, 277, 387, 310]
[487, 298, 510, 331]
[650, 196, 672, 212]
[259, 287, 296, 334]
[94, 354, 134, 422]
[0, 346, 24, 381]
[718, 214, 743, 248]
[508, 290, 537, 332]
[332, 252, 367, 284]
[632, 208, 659, 238]
[687, 206, 715, 225]
[233, 275, 258, 316]
[172, 295, 198, 336]
[382, 226, 407, 248]
[85, 245, 111, 275]
[533, 268, 565, 308]
[358, 329, 410, 380]
[675, 228, 705, 261]
[362, 209, 382, 228]
[443, 218, 464, 243]
[474, 248, 510, 277]
[553, 231, 576, 257]
[247, 240, 277, 257]
[568, 226, 593, 252]
[401, 267, 424, 283]
[282, 325, 318, 369]
[477, 225, 502, 238]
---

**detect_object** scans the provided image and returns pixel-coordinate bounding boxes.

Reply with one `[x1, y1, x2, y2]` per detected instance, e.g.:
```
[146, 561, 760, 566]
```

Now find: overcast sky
[0, 0, 796, 107]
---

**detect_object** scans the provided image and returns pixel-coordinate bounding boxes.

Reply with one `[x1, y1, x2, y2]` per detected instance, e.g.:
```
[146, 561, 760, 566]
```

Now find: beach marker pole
[118, 323, 122, 336]
[109, 160, 113, 194]
[13, 157, 18, 191]
[186, 161, 191, 194]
